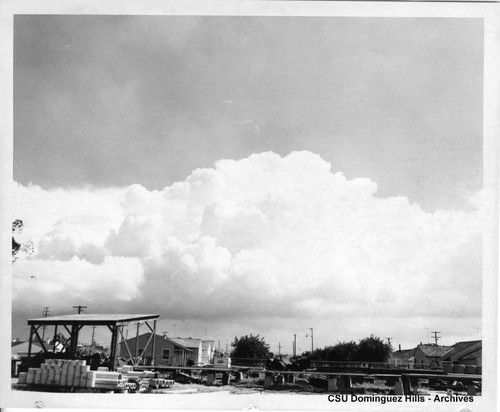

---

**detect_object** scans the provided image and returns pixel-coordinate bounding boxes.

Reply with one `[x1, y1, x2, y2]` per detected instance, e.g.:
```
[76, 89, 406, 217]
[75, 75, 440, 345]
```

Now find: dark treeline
[302, 335, 392, 363]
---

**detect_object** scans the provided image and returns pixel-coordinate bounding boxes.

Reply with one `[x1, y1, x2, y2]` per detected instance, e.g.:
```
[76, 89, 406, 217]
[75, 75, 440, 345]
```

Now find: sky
[12, 15, 484, 353]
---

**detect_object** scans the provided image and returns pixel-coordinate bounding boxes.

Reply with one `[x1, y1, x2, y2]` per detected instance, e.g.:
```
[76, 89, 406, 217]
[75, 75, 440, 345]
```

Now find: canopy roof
[28, 313, 159, 326]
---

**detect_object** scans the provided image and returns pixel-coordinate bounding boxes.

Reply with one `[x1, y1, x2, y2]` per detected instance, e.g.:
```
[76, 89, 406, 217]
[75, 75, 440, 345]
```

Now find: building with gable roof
[440, 340, 482, 367]
[119, 332, 193, 366]
[168, 337, 203, 365]
[413, 344, 452, 368]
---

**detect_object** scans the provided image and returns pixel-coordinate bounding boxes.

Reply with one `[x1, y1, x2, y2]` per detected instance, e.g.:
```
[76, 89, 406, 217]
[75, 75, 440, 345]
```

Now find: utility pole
[430, 331, 441, 345]
[41, 307, 50, 341]
[91, 325, 96, 346]
[277, 342, 282, 356]
[293, 334, 297, 358]
[73, 305, 87, 314]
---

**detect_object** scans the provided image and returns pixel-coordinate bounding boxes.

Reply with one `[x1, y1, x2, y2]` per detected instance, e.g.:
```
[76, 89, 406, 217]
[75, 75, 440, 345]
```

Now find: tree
[354, 335, 392, 362]
[326, 341, 358, 361]
[231, 334, 271, 365]
[12, 219, 34, 264]
[304, 341, 358, 361]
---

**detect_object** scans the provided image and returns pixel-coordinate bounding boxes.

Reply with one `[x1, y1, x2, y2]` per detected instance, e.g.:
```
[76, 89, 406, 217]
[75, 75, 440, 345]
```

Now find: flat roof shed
[27, 314, 160, 370]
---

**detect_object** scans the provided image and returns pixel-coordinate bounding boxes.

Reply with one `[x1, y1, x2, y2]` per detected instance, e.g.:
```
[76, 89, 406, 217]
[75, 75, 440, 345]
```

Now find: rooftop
[417, 344, 452, 357]
[28, 313, 159, 326]
[441, 340, 482, 361]
[168, 337, 202, 349]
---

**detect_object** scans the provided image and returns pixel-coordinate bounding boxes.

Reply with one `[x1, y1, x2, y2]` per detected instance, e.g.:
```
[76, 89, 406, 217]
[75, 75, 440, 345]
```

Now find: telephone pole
[41, 307, 50, 341]
[73, 305, 87, 314]
[430, 331, 441, 345]
[293, 334, 297, 358]
[277, 342, 282, 356]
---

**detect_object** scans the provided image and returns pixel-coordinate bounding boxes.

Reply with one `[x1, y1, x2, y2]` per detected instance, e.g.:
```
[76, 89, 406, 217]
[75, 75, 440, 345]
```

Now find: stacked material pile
[117, 366, 174, 389]
[20, 360, 126, 391]
[18, 360, 174, 391]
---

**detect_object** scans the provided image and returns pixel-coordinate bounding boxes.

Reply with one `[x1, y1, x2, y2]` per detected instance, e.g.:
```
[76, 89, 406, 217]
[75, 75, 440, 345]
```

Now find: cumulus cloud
[12, 151, 482, 337]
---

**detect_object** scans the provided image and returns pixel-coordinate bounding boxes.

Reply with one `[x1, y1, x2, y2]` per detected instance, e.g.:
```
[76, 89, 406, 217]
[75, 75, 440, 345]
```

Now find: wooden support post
[402, 375, 412, 395]
[27, 325, 34, 367]
[234, 372, 243, 382]
[467, 384, 477, 396]
[394, 379, 404, 395]
[52, 325, 58, 354]
[109, 325, 117, 370]
[327, 377, 338, 391]
[337, 375, 351, 391]
[206, 372, 216, 386]
[222, 372, 231, 385]
[264, 373, 274, 387]
[151, 320, 157, 366]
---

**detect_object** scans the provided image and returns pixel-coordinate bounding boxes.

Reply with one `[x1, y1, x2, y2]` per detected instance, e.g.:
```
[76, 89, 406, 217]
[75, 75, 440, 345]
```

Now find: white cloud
[12, 151, 482, 343]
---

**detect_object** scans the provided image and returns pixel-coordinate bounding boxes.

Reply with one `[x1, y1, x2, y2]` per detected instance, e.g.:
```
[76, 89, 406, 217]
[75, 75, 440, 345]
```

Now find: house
[119, 333, 193, 366]
[440, 340, 482, 367]
[11, 341, 43, 376]
[168, 338, 203, 365]
[389, 348, 416, 368]
[413, 344, 451, 368]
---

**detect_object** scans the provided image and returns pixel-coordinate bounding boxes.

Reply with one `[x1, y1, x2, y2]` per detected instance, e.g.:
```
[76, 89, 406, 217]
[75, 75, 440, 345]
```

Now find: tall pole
[430, 331, 441, 345]
[42, 307, 49, 341]
[135, 322, 142, 360]
[293, 334, 297, 358]
[73, 305, 87, 314]
[91, 325, 96, 346]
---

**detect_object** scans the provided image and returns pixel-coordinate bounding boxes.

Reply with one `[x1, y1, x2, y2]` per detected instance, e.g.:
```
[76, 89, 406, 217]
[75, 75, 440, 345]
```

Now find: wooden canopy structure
[27, 313, 159, 370]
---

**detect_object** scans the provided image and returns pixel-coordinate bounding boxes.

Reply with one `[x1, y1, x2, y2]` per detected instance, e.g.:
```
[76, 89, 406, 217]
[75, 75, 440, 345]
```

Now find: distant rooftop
[417, 344, 452, 357]
[28, 314, 159, 326]
[169, 337, 202, 349]
[441, 340, 482, 361]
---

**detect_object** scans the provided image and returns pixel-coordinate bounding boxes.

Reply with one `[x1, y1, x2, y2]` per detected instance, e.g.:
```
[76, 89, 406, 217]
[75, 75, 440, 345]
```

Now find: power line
[73, 305, 87, 314]
[430, 331, 441, 345]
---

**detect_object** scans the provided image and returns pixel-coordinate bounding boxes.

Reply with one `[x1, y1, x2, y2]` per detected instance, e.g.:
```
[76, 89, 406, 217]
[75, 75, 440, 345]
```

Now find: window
[162, 349, 170, 361]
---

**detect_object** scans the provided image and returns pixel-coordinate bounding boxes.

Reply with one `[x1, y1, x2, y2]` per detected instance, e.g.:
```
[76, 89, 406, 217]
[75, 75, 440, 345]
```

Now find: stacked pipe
[116, 367, 174, 389]
[20, 360, 174, 391]
[88, 371, 125, 389]
[23, 359, 91, 388]
[21, 359, 126, 391]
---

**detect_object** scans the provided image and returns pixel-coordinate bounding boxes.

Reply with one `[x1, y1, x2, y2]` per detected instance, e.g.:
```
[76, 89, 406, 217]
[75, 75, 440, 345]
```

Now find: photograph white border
[1, 1, 498, 411]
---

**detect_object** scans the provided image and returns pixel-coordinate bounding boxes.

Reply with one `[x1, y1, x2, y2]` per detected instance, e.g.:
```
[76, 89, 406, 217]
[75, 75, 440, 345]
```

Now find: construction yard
[12, 361, 481, 397]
